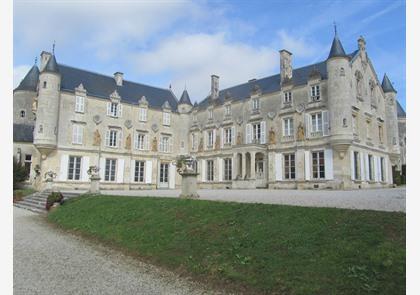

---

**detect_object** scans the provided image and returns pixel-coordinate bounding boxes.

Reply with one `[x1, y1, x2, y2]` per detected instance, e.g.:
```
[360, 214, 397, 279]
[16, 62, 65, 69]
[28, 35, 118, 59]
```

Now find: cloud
[361, 1, 402, 24]
[13, 65, 31, 88]
[130, 32, 278, 101]
[277, 30, 322, 59]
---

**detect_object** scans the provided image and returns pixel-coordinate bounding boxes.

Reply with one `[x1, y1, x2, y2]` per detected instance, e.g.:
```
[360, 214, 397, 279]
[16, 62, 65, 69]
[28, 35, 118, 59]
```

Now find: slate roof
[197, 61, 328, 110]
[15, 65, 39, 92]
[179, 89, 192, 105]
[43, 55, 59, 73]
[382, 73, 397, 93]
[58, 64, 178, 111]
[13, 124, 34, 142]
[397, 100, 406, 118]
[328, 36, 347, 59]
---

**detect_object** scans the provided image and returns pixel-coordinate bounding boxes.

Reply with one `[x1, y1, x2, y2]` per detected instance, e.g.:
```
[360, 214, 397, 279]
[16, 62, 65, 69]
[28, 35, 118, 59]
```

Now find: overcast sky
[13, 0, 406, 109]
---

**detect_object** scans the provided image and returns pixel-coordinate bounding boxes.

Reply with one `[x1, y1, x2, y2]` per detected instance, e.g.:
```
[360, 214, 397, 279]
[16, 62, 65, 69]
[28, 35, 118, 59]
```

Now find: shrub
[13, 157, 29, 189]
[46, 192, 64, 210]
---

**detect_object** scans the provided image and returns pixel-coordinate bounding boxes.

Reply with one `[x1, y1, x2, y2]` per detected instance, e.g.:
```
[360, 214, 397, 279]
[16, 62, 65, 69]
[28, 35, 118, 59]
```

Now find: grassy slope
[48, 195, 405, 295]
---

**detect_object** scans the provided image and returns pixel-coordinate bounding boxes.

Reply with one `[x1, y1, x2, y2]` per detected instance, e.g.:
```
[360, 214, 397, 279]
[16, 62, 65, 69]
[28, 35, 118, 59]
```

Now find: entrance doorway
[159, 163, 169, 188]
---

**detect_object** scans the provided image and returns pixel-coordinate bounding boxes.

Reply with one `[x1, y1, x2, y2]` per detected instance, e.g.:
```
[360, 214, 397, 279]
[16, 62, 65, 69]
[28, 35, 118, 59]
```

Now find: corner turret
[382, 74, 400, 163]
[178, 89, 193, 113]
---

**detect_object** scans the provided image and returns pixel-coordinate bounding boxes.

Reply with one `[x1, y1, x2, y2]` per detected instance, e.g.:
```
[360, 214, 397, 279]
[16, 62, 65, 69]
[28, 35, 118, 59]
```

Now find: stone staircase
[14, 190, 82, 214]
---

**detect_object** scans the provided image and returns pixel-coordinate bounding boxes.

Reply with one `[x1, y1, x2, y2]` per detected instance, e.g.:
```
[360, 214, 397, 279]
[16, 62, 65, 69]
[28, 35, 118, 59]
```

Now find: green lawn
[48, 195, 405, 295]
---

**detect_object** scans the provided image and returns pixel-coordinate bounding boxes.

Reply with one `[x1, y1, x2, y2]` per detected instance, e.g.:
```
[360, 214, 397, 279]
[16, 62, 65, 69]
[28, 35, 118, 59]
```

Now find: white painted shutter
[145, 134, 149, 150]
[232, 126, 236, 145]
[322, 111, 329, 136]
[72, 125, 77, 144]
[212, 129, 216, 149]
[134, 133, 139, 150]
[373, 156, 379, 182]
[130, 160, 135, 182]
[275, 153, 283, 181]
[116, 159, 125, 183]
[246, 124, 252, 144]
[169, 163, 176, 189]
[360, 152, 365, 181]
[350, 151, 355, 180]
[81, 156, 90, 181]
[105, 130, 110, 147]
[304, 151, 310, 180]
[305, 114, 310, 138]
[324, 148, 333, 180]
[99, 157, 105, 181]
[106, 102, 111, 116]
[117, 103, 122, 117]
[201, 159, 206, 182]
[145, 160, 152, 184]
[220, 128, 224, 148]
[260, 121, 266, 144]
[59, 154, 69, 181]
[218, 158, 223, 181]
[377, 157, 383, 182]
[365, 154, 370, 180]
[117, 130, 123, 148]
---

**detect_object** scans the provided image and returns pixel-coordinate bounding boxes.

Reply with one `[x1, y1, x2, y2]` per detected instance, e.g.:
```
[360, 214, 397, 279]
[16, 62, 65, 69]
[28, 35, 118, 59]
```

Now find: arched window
[20, 110, 26, 118]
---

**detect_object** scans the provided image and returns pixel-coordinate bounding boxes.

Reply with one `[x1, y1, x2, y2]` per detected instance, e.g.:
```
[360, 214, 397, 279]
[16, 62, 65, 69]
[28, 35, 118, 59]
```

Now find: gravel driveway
[13, 207, 222, 295]
[76, 187, 406, 212]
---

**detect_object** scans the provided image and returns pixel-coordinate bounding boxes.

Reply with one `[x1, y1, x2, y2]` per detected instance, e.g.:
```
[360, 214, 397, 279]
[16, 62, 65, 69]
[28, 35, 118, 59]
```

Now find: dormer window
[225, 105, 231, 116]
[107, 102, 121, 118]
[311, 85, 320, 101]
[163, 112, 171, 126]
[284, 91, 292, 104]
[139, 107, 147, 122]
[252, 97, 260, 111]
[75, 96, 85, 113]
[208, 109, 213, 120]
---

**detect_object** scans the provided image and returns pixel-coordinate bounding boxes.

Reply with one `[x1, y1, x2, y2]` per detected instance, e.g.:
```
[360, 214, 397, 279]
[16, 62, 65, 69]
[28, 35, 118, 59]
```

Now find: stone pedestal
[89, 175, 101, 194]
[179, 172, 199, 199]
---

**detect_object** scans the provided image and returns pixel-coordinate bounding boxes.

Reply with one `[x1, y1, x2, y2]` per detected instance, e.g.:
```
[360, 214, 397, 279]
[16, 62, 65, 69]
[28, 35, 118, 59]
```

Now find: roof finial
[184, 81, 187, 90]
[52, 40, 56, 55]
[34, 56, 37, 65]
[333, 21, 337, 37]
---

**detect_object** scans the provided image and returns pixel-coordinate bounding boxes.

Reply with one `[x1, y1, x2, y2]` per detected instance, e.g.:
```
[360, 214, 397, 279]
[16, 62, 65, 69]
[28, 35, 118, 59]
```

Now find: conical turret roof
[328, 35, 347, 59]
[381, 73, 397, 93]
[179, 89, 192, 105]
[15, 65, 39, 91]
[42, 54, 60, 73]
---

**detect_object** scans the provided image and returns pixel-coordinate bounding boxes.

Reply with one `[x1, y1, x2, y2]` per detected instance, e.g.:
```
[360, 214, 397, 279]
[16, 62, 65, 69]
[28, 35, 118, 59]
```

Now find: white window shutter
[260, 121, 266, 144]
[365, 154, 370, 180]
[81, 97, 85, 113]
[350, 151, 355, 180]
[220, 128, 224, 148]
[106, 102, 111, 116]
[213, 129, 216, 149]
[218, 158, 223, 181]
[373, 156, 379, 182]
[81, 156, 90, 181]
[117, 159, 125, 183]
[118, 104, 122, 117]
[105, 130, 110, 147]
[59, 154, 69, 181]
[232, 126, 236, 145]
[305, 114, 310, 138]
[72, 126, 77, 144]
[130, 160, 135, 182]
[145, 134, 149, 150]
[246, 124, 252, 144]
[134, 133, 139, 150]
[169, 137, 173, 152]
[159, 137, 163, 152]
[117, 130, 122, 148]
[79, 126, 84, 144]
[304, 151, 310, 180]
[275, 153, 283, 181]
[169, 163, 176, 189]
[377, 157, 382, 182]
[201, 159, 206, 182]
[145, 160, 152, 184]
[99, 157, 105, 181]
[325, 149, 333, 180]
[360, 152, 365, 181]
[322, 111, 330, 136]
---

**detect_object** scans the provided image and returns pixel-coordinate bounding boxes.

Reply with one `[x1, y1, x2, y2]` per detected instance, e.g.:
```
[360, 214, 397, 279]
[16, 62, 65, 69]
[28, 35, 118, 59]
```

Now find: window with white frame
[224, 158, 232, 181]
[207, 130, 214, 148]
[163, 112, 171, 126]
[24, 154, 32, 179]
[108, 102, 119, 117]
[193, 113, 198, 121]
[284, 91, 292, 104]
[252, 123, 262, 142]
[283, 117, 294, 136]
[67, 156, 81, 180]
[104, 158, 116, 181]
[224, 127, 232, 145]
[368, 154, 374, 181]
[312, 151, 325, 179]
[191, 133, 197, 151]
[225, 105, 232, 116]
[139, 107, 147, 122]
[380, 157, 385, 182]
[134, 132, 148, 150]
[208, 109, 213, 120]
[284, 153, 295, 180]
[75, 96, 85, 113]
[159, 136, 171, 152]
[134, 160, 145, 182]
[252, 97, 260, 111]
[311, 85, 320, 101]
[311, 113, 323, 133]
[353, 151, 361, 180]
[206, 160, 214, 181]
[106, 129, 120, 148]
[72, 125, 83, 145]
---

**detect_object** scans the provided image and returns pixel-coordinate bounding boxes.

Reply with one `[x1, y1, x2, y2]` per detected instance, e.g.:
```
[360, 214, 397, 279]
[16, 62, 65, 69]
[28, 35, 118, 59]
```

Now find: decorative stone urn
[176, 155, 199, 199]
[87, 165, 101, 194]
[44, 170, 57, 191]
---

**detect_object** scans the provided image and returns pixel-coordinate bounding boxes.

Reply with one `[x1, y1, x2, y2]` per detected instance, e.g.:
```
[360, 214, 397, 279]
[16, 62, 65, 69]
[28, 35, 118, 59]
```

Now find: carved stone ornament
[296, 103, 306, 113]
[125, 133, 132, 149]
[268, 127, 276, 144]
[236, 132, 243, 145]
[198, 138, 204, 152]
[236, 116, 243, 126]
[93, 115, 102, 125]
[297, 122, 305, 141]
[93, 129, 101, 146]
[267, 112, 276, 120]
[124, 119, 133, 129]
[162, 101, 171, 110]
[151, 123, 159, 133]
[138, 95, 148, 106]
[152, 137, 158, 152]
[215, 135, 220, 150]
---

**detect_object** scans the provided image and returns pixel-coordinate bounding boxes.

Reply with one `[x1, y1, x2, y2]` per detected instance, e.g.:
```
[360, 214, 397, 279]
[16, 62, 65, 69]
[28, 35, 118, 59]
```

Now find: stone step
[14, 203, 46, 214]
[18, 199, 46, 208]
[26, 195, 48, 201]
[21, 198, 45, 206]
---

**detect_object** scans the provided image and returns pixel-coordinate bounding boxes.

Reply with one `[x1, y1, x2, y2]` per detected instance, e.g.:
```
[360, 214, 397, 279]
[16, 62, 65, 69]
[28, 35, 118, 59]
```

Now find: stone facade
[13, 32, 403, 191]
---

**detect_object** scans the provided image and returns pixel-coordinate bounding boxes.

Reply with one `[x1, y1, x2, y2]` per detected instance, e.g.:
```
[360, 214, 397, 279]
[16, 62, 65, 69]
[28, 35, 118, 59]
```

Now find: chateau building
[13, 32, 403, 190]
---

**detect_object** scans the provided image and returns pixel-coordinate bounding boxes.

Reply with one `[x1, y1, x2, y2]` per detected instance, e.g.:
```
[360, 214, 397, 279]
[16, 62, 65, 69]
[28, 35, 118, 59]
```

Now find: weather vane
[52, 40, 56, 55]
[34, 56, 37, 65]
[333, 21, 337, 36]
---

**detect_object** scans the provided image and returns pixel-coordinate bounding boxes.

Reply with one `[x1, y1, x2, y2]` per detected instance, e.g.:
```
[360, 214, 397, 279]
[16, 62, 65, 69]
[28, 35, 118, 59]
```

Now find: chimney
[114, 72, 124, 86]
[211, 74, 219, 100]
[40, 51, 52, 72]
[280, 49, 293, 84]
